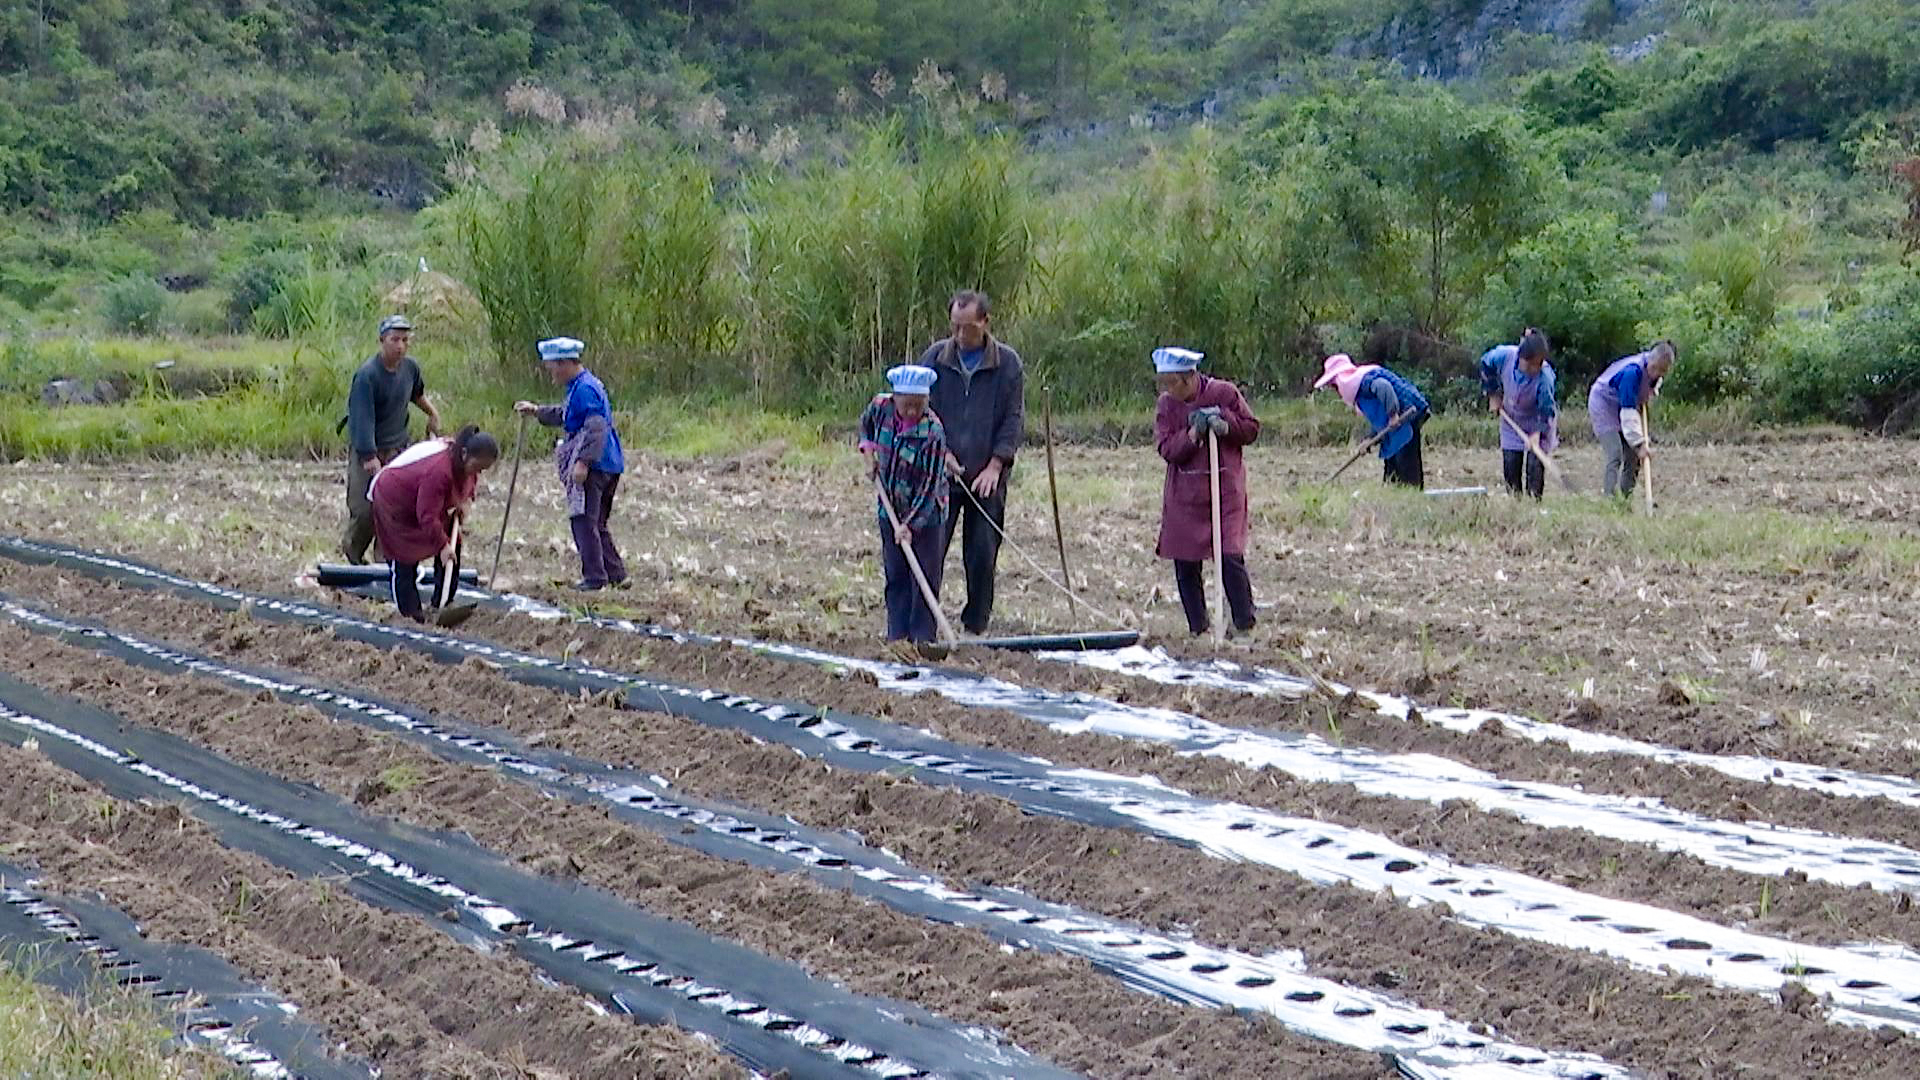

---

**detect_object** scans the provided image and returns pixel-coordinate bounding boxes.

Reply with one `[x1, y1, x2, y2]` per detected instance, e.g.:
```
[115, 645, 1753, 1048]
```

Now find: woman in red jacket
[370, 424, 499, 626]
[1152, 346, 1261, 637]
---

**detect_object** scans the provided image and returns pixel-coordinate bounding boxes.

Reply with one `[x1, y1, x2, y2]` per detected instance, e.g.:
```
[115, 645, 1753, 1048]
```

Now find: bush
[173, 287, 231, 336]
[98, 275, 171, 336]
[1637, 284, 1757, 403]
[452, 148, 615, 373]
[610, 161, 734, 358]
[225, 250, 306, 332]
[1471, 212, 1647, 389]
[1757, 266, 1920, 429]
[1753, 317, 1844, 423]
[251, 256, 377, 340]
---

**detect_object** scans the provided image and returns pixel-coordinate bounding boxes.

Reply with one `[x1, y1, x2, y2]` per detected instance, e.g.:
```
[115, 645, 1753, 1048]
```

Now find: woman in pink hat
[1151, 347, 1261, 637]
[1314, 353, 1431, 487]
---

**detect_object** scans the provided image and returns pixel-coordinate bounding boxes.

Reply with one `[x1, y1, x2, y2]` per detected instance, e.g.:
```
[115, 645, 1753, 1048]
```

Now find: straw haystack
[382, 270, 484, 330]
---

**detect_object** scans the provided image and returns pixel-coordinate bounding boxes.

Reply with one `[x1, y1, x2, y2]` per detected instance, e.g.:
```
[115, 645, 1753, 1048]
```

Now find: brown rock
[1779, 981, 1822, 1018]
[1562, 698, 1604, 725]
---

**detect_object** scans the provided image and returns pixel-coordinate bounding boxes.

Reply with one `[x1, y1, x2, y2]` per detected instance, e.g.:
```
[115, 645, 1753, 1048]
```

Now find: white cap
[537, 337, 585, 362]
[887, 364, 937, 395]
[1152, 346, 1202, 373]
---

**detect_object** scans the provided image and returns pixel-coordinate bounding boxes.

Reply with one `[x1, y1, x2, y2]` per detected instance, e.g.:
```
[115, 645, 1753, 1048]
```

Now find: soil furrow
[985, 645, 1920, 848]
[0, 618, 1385, 1080]
[0, 864, 375, 1080]
[2, 574, 1913, 1077]
[11, 561, 1917, 956]
[0, 742, 745, 1079]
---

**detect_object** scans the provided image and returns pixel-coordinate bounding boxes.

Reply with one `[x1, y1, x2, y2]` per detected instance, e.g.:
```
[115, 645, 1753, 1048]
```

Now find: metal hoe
[434, 518, 462, 610]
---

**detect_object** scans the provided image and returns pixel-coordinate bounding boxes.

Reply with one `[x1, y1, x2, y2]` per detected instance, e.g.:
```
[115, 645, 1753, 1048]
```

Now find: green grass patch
[1260, 483, 1920, 581]
[0, 953, 236, 1078]
[615, 397, 838, 462]
[0, 330, 1872, 463]
[375, 764, 426, 794]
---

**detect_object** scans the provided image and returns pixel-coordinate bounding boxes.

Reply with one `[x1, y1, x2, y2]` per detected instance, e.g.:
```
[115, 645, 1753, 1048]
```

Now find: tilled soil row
[6, 579, 1914, 1077]
[14, 440, 1920, 764]
[946, 643, 1920, 858]
[304, 582, 1920, 951]
[0, 742, 744, 1080]
[14, 562, 1916, 954]
[465, 583, 1920, 867]
[465, 440, 1920, 774]
[0, 620, 1385, 1080]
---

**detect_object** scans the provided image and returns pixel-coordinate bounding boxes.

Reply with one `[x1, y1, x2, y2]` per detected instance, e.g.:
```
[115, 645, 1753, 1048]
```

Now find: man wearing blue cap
[859, 364, 950, 648]
[514, 337, 627, 591]
[341, 314, 443, 564]
[920, 289, 1024, 636]
[1152, 347, 1261, 637]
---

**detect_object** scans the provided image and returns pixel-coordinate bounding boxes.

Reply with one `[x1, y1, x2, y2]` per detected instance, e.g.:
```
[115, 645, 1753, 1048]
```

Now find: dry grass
[0, 954, 236, 1078]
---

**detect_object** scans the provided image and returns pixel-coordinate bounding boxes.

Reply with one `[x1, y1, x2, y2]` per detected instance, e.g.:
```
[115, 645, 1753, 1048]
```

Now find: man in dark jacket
[920, 289, 1025, 636]
[342, 314, 442, 564]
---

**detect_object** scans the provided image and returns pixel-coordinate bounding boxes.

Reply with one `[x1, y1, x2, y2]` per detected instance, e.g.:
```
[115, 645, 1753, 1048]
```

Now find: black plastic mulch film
[312, 564, 1138, 651]
[0, 592, 1293, 1011]
[8, 538, 1149, 834]
[0, 860, 372, 1080]
[0, 537, 1631, 1080]
[0, 660, 1073, 1077]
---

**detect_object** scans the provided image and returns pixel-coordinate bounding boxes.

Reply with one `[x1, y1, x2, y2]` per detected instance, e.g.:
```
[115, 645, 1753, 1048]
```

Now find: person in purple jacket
[1480, 328, 1556, 499]
[1152, 346, 1261, 637]
[1588, 341, 1677, 499]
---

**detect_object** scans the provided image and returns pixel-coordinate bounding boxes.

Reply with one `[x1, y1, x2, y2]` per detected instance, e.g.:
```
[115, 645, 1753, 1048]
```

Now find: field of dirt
[2, 432, 1920, 1078]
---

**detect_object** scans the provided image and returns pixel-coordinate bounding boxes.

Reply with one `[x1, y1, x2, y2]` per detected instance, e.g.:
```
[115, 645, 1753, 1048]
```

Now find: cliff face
[1352, 0, 1664, 78]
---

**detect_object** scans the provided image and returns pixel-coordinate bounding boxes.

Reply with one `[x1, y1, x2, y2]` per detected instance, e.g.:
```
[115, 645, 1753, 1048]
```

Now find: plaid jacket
[858, 395, 949, 531]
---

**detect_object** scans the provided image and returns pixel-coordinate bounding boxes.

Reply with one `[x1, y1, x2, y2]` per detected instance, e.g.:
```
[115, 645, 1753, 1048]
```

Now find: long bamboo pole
[488, 412, 530, 588]
[1208, 429, 1226, 647]
[1042, 387, 1075, 619]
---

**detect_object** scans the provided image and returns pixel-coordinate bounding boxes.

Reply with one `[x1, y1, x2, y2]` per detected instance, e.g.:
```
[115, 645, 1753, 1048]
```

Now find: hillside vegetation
[5, 0, 1920, 457]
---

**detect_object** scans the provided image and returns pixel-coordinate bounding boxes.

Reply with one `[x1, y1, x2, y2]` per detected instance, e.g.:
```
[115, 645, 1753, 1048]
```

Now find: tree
[1280, 85, 1552, 337]
[997, 0, 1112, 107]
[741, 0, 882, 107]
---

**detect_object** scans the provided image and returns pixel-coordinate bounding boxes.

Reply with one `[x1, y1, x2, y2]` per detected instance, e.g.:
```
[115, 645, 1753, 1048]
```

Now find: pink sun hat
[1312, 353, 1376, 407]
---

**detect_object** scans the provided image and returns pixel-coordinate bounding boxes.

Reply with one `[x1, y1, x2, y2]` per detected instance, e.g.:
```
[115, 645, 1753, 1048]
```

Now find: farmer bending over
[859, 364, 950, 650]
[342, 314, 443, 564]
[514, 337, 628, 592]
[1315, 353, 1432, 488]
[1153, 347, 1261, 638]
[1588, 340, 1676, 499]
[922, 289, 1025, 636]
[1480, 328, 1557, 499]
[370, 425, 498, 628]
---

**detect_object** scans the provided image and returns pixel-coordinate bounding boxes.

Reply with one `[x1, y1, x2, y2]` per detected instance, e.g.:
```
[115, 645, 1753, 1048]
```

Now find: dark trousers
[1502, 449, 1544, 499]
[881, 524, 947, 642]
[940, 484, 1005, 635]
[570, 469, 627, 587]
[1382, 423, 1425, 489]
[342, 447, 400, 564]
[1173, 556, 1255, 636]
[391, 549, 459, 622]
